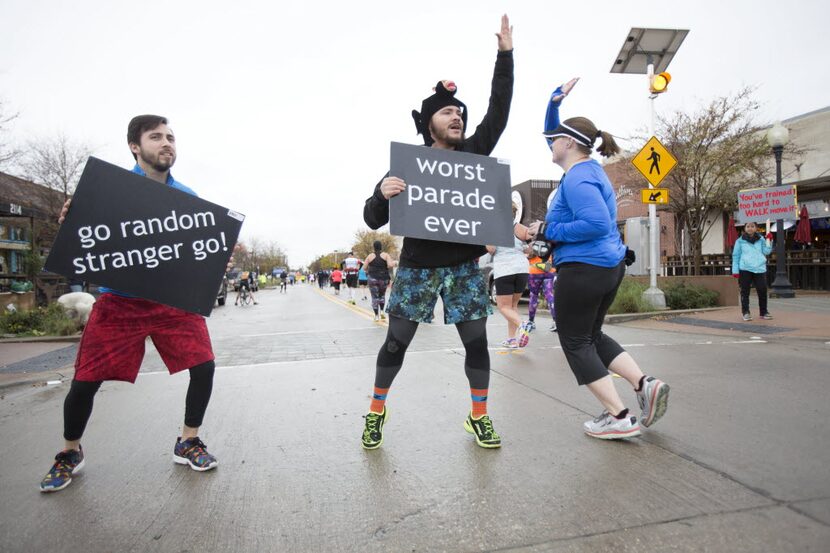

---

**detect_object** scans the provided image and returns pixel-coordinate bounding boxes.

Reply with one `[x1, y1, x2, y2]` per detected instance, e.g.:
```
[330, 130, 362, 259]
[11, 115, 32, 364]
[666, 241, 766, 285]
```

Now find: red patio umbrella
[794, 205, 811, 244]
[726, 216, 739, 249]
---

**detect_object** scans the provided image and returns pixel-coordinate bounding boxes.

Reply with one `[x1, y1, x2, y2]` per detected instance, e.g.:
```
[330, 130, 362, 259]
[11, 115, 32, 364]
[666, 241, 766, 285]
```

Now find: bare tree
[657, 87, 806, 274]
[0, 99, 20, 168]
[21, 134, 94, 208]
[351, 229, 399, 259]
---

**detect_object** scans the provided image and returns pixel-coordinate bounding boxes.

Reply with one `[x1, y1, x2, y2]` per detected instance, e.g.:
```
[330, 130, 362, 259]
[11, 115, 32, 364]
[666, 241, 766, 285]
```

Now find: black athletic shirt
[363, 50, 514, 269]
[367, 253, 390, 280]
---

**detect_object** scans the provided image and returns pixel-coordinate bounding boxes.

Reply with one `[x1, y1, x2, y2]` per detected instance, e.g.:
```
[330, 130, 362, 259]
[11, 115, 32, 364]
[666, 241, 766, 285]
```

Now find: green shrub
[663, 281, 719, 310]
[607, 278, 655, 314]
[0, 303, 80, 336]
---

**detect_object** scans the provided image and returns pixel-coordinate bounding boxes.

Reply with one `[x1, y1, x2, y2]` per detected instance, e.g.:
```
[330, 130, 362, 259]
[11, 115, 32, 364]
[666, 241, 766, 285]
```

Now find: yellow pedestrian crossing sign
[632, 136, 677, 187]
[641, 188, 669, 204]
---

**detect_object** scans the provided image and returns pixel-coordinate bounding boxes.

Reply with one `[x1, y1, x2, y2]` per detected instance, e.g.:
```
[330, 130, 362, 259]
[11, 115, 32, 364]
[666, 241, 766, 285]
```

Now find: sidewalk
[615, 294, 830, 340]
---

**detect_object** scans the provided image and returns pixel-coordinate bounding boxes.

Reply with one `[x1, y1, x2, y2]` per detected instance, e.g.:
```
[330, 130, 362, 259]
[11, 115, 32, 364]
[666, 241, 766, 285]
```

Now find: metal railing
[665, 250, 830, 291]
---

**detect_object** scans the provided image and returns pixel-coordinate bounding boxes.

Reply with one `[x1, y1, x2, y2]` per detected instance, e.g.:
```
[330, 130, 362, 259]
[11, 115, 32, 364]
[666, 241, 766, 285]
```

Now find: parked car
[216, 275, 228, 306]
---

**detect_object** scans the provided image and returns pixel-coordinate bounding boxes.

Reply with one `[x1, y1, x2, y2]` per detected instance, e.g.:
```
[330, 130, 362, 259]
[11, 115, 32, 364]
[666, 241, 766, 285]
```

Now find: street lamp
[766, 122, 795, 298]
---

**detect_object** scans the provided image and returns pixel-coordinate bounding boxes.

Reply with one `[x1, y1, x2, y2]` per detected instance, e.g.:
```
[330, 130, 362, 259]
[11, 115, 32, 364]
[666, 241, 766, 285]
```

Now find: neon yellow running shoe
[361, 407, 388, 450]
[464, 413, 502, 448]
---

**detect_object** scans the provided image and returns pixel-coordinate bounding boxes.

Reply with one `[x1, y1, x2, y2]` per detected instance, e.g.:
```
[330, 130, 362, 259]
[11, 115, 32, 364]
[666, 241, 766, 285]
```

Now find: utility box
[624, 217, 650, 276]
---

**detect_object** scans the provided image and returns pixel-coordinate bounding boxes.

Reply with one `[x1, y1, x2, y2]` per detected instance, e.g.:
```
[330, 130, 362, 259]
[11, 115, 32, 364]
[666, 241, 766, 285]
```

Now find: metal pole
[770, 145, 794, 298]
[643, 57, 666, 309]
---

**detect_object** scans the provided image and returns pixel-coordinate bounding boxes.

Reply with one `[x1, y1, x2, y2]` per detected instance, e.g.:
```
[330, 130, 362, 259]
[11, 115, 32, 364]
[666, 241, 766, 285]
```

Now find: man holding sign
[40, 115, 222, 492]
[360, 15, 514, 450]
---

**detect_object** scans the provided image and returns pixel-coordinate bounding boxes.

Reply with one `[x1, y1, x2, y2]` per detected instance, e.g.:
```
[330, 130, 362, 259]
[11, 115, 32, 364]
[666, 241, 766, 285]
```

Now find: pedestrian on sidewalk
[361, 15, 514, 450]
[364, 240, 397, 321]
[40, 115, 222, 493]
[529, 93, 670, 441]
[486, 203, 534, 349]
[732, 221, 773, 321]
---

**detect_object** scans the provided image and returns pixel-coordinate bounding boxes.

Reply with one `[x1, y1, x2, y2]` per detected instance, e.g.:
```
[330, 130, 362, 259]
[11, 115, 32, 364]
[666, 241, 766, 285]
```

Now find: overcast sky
[2, 0, 828, 267]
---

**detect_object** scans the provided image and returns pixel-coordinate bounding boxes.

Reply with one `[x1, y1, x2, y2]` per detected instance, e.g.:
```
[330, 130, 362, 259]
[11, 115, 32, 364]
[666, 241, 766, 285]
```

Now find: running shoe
[517, 321, 531, 348]
[636, 376, 670, 428]
[742, 312, 753, 321]
[373, 313, 380, 321]
[174, 437, 218, 471]
[380, 312, 386, 320]
[40, 446, 85, 492]
[464, 413, 502, 448]
[760, 313, 773, 320]
[349, 299, 356, 305]
[500, 338, 518, 349]
[583, 411, 641, 440]
[361, 407, 388, 450]
[526, 320, 536, 332]
[550, 321, 558, 332]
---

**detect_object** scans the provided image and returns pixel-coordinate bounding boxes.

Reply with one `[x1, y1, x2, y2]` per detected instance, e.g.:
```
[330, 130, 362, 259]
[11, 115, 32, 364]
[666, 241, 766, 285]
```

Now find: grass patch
[0, 303, 80, 337]
[663, 281, 720, 310]
[607, 278, 655, 314]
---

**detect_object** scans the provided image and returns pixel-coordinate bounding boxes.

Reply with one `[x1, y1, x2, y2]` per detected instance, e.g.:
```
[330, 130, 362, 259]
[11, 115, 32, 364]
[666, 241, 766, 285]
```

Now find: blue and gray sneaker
[40, 446, 85, 492]
[637, 376, 670, 427]
[583, 411, 641, 440]
[174, 437, 218, 471]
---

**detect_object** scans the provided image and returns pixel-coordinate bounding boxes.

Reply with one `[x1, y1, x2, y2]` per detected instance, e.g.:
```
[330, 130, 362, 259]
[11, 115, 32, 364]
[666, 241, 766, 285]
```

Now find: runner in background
[331, 267, 343, 295]
[364, 240, 397, 321]
[486, 203, 534, 348]
[358, 265, 369, 301]
[527, 254, 557, 332]
[341, 251, 362, 305]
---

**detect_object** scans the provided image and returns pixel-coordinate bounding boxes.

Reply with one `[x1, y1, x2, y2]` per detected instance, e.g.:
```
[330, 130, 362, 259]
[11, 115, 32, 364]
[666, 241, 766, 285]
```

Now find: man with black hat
[361, 14, 514, 450]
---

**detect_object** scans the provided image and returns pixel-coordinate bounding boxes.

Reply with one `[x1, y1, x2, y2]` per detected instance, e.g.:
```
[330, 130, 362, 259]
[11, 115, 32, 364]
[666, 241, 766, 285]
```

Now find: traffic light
[649, 72, 671, 94]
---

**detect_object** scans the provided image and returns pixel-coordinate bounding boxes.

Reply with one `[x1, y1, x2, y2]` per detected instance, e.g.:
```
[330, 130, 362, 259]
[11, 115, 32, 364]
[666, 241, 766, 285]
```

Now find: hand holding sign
[381, 176, 406, 200]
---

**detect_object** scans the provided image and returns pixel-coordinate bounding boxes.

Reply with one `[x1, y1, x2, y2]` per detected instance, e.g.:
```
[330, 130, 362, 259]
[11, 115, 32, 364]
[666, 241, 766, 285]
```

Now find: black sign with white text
[389, 142, 513, 247]
[45, 157, 244, 316]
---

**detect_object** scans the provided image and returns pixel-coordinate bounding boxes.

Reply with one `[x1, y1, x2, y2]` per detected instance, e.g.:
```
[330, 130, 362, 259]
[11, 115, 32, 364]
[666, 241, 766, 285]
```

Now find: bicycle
[238, 286, 252, 306]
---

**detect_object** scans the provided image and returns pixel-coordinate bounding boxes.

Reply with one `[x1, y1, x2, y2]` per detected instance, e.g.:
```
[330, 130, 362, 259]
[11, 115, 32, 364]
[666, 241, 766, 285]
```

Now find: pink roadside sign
[736, 185, 798, 223]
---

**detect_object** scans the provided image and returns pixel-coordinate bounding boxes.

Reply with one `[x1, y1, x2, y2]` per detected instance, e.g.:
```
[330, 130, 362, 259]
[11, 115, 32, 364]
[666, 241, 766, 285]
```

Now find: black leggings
[554, 262, 626, 386]
[63, 360, 216, 441]
[374, 315, 490, 390]
[738, 270, 768, 315]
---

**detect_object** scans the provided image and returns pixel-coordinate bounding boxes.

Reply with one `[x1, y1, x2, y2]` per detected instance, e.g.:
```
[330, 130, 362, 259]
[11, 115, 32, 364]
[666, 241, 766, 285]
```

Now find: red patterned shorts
[74, 294, 215, 383]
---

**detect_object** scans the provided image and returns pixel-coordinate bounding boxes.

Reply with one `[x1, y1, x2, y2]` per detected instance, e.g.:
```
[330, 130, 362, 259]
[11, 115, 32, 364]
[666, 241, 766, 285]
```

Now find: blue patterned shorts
[387, 261, 492, 324]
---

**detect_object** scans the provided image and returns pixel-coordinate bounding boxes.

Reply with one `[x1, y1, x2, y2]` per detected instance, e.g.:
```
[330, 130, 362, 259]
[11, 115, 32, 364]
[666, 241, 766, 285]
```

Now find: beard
[140, 150, 176, 172]
[430, 124, 465, 147]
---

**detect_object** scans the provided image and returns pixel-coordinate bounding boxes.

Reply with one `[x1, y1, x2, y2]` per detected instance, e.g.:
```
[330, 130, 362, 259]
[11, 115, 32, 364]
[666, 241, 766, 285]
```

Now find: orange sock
[370, 386, 389, 414]
[471, 388, 488, 418]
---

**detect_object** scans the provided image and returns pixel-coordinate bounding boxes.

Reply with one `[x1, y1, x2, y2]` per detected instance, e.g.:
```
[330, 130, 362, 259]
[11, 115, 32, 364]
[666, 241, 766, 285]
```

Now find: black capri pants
[554, 261, 626, 385]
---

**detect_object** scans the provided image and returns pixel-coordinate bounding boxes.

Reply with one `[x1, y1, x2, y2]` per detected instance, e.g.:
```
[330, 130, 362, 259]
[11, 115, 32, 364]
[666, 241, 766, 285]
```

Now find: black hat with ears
[411, 80, 467, 146]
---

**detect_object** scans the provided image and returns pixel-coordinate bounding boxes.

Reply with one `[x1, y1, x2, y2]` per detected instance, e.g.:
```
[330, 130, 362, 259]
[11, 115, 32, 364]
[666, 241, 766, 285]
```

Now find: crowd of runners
[39, 14, 670, 496]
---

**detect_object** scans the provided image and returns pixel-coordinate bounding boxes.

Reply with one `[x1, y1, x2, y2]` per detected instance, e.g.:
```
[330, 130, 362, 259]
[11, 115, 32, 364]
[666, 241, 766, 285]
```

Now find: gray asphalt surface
[0, 284, 828, 552]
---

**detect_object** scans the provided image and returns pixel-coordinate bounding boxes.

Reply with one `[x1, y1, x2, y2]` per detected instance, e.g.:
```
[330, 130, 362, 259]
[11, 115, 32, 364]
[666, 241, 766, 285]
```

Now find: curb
[0, 334, 82, 344]
[605, 306, 729, 324]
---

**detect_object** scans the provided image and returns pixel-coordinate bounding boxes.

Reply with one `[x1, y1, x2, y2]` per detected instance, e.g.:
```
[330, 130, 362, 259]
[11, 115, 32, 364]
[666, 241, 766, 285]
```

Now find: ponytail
[595, 130, 620, 158]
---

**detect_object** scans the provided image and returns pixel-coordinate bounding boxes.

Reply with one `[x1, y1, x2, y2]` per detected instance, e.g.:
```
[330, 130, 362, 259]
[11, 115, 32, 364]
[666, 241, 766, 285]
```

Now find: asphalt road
[0, 284, 828, 552]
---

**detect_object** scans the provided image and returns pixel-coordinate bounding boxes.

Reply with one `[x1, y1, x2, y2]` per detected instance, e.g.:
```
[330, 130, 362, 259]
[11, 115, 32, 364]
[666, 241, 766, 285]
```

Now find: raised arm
[464, 15, 514, 155]
[544, 77, 579, 147]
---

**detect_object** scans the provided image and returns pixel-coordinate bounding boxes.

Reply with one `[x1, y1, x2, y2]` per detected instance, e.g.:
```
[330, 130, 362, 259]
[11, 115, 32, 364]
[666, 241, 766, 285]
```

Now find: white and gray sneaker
[636, 376, 670, 427]
[583, 411, 641, 440]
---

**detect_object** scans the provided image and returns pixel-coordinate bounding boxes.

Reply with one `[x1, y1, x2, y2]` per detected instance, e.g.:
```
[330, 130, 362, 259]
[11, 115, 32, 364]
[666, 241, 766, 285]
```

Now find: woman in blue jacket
[529, 102, 670, 440]
[732, 221, 773, 321]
